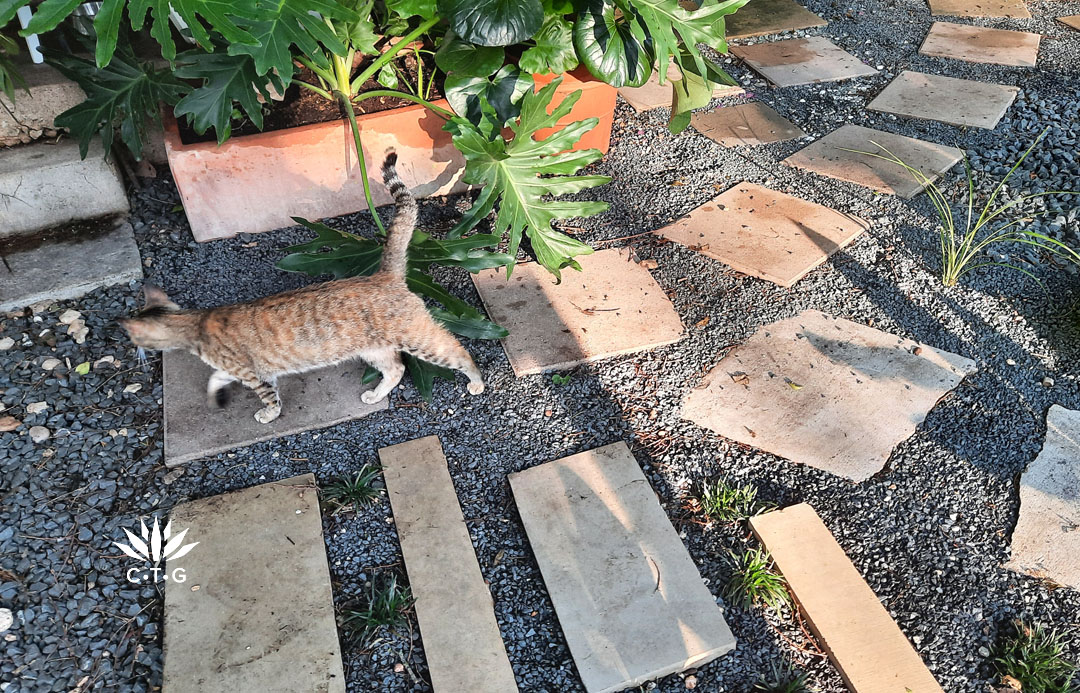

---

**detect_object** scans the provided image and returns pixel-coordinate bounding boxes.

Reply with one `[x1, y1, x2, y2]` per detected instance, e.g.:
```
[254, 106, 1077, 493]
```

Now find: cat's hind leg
[361, 349, 405, 404]
[206, 370, 237, 408]
[403, 333, 484, 395]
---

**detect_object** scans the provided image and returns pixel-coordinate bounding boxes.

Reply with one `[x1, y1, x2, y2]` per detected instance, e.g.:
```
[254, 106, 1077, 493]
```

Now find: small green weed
[322, 464, 383, 513]
[699, 480, 774, 522]
[341, 574, 414, 648]
[722, 548, 790, 611]
[752, 662, 811, 693]
[993, 619, 1078, 693]
[551, 373, 572, 386]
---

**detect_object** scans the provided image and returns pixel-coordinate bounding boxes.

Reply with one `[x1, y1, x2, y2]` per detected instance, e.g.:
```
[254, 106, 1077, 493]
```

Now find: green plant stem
[335, 89, 387, 235]
[353, 89, 453, 118]
[350, 16, 440, 94]
[293, 79, 333, 100]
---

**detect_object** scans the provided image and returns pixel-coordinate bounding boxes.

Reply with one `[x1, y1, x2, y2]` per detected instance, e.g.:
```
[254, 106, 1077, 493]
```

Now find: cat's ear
[142, 284, 179, 310]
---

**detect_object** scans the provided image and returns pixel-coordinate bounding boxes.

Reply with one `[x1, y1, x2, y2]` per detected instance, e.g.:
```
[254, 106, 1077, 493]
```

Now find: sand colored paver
[162, 474, 345, 693]
[163, 350, 386, 465]
[691, 102, 806, 146]
[928, 0, 1030, 19]
[783, 124, 964, 199]
[618, 62, 743, 112]
[751, 504, 944, 692]
[730, 37, 878, 88]
[472, 248, 684, 376]
[868, 71, 1019, 129]
[1004, 406, 1080, 590]
[1058, 15, 1080, 30]
[726, 0, 828, 38]
[510, 442, 736, 693]
[683, 310, 976, 481]
[919, 22, 1041, 67]
[379, 437, 518, 692]
[655, 182, 869, 287]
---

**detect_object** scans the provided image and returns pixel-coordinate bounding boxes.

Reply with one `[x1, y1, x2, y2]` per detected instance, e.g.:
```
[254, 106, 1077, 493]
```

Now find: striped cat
[120, 152, 485, 423]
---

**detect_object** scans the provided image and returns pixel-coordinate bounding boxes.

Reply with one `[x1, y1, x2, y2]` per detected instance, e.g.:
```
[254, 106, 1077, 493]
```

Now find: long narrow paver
[867, 71, 1019, 129]
[618, 62, 743, 113]
[510, 442, 736, 693]
[380, 437, 518, 692]
[162, 474, 345, 693]
[783, 124, 964, 199]
[655, 182, 868, 287]
[726, 0, 828, 38]
[730, 37, 878, 88]
[691, 102, 806, 146]
[472, 248, 684, 376]
[928, 0, 1030, 19]
[164, 350, 386, 465]
[1005, 405, 1080, 589]
[751, 504, 944, 692]
[919, 22, 1040, 67]
[682, 310, 976, 481]
[1059, 15, 1080, 30]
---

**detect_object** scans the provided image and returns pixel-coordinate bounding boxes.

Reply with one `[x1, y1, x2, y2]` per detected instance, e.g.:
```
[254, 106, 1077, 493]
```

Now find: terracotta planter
[164, 67, 616, 242]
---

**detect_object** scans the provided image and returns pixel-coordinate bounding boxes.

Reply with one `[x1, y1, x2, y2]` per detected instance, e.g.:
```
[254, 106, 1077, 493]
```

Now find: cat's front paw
[254, 406, 281, 424]
[467, 381, 485, 395]
[361, 390, 385, 405]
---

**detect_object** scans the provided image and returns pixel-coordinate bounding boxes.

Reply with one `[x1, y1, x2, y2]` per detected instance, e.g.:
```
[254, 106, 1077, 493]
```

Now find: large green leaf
[0, 0, 29, 26]
[444, 65, 533, 136]
[573, 0, 653, 87]
[435, 36, 505, 77]
[385, 0, 437, 17]
[172, 50, 278, 143]
[627, 0, 747, 85]
[519, 16, 578, 75]
[403, 353, 455, 401]
[445, 78, 611, 278]
[228, 0, 353, 81]
[438, 0, 544, 46]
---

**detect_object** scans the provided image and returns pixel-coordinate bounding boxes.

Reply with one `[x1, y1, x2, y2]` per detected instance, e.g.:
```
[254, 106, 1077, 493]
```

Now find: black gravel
[3, 0, 1080, 690]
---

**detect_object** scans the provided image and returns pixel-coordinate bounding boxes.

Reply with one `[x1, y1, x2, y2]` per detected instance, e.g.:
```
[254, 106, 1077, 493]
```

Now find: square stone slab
[1004, 405, 1080, 590]
[509, 442, 736, 693]
[751, 504, 944, 692]
[618, 62, 743, 113]
[655, 182, 869, 287]
[472, 248, 684, 377]
[379, 437, 519, 692]
[162, 474, 345, 693]
[682, 310, 976, 481]
[1059, 15, 1080, 30]
[691, 102, 806, 146]
[928, 0, 1031, 19]
[730, 37, 878, 88]
[783, 124, 964, 199]
[868, 71, 1019, 129]
[919, 22, 1040, 67]
[164, 350, 386, 465]
[726, 0, 828, 38]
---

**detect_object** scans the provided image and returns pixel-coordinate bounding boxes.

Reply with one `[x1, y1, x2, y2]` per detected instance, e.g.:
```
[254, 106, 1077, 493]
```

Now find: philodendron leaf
[519, 16, 579, 75]
[627, 0, 749, 87]
[445, 77, 612, 278]
[228, 0, 354, 82]
[435, 36, 505, 77]
[172, 50, 279, 144]
[0, 34, 27, 102]
[385, 0, 437, 17]
[445, 65, 534, 134]
[438, 0, 544, 46]
[573, 0, 653, 87]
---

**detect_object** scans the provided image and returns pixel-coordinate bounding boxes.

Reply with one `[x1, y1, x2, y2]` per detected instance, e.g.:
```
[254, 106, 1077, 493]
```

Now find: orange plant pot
[163, 67, 616, 242]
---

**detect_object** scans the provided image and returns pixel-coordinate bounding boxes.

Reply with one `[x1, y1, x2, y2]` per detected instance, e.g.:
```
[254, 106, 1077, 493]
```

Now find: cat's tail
[378, 151, 416, 278]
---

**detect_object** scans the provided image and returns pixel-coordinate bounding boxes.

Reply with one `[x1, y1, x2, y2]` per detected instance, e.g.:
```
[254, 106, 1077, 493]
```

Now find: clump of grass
[699, 479, 774, 522]
[341, 574, 414, 648]
[322, 464, 383, 514]
[722, 547, 790, 610]
[993, 619, 1078, 692]
[752, 662, 811, 693]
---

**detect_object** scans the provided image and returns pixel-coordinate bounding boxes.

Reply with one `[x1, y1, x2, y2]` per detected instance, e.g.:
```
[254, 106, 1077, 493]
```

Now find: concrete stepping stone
[1058, 15, 1080, 30]
[472, 248, 684, 377]
[1005, 405, 1080, 590]
[164, 350, 386, 466]
[867, 71, 1018, 130]
[162, 474, 345, 693]
[618, 62, 743, 113]
[682, 310, 976, 481]
[0, 62, 86, 147]
[928, 0, 1030, 19]
[0, 219, 142, 312]
[509, 442, 736, 693]
[379, 437, 518, 692]
[655, 182, 868, 287]
[751, 504, 944, 692]
[782, 124, 964, 199]
[919, 22, 1041, 67]
[691, 102, 806, 146]
[726, 0, 828, 38]
[730, 37, 878, 88]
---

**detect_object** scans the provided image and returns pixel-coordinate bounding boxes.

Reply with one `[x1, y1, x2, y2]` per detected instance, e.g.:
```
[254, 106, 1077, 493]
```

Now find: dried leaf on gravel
[0, 416, 21, 432]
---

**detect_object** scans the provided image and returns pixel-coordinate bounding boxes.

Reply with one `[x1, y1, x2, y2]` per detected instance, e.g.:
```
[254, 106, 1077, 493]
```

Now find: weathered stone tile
[682, 310, 976, 481]
[618, 63, 743, 113]
[379, 437, 518, 692]
[726, 0, 828, 38]
[1058, 15, 1080, 30]
[751, 504, 944, 692]
[782, 124, 963, 199]
[656, 182, 868, 287]
[691, 102, 806, 146]
[509, 442, 736, 693]
[1005, 405, 1080, 590]
[163, 474, 345, 693]
[164, 350, 386, 466]
[0, 62, 86, 147]
[471, 248, 684, 377]
[730, 37, 878, 88]
[919, 22, 1041, 67]
[867, 71, 1018, 129]
[928, 0, 1030, 19]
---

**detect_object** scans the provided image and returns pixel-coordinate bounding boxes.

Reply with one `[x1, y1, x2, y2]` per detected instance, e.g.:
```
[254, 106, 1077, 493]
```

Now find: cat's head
[118, 285, 191, 351]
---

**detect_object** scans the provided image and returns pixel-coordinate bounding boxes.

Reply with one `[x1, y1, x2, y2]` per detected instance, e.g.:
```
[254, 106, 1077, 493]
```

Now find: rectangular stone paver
[691, 102, 806, 146]
[730, 37, 878, 88]
[929, 0, 1031, 19]
[868, 71, 1019, 129]
[656, 182, 868, 287]
[163, 474, 345, 693]
[683, 310, 976, 481]
[164, 350, 386, 465]
[510, 442, 736, 693]
[783, 124, 964, 199]
[919, 22, 1041, 67]
[1005, 405, 1080, 590]
[1059, 15, 1080, 30]
[618, 62, 743, 113]
[751, 504, 944, 692]
[472, 248, 684, 377]
[726, 0, 828, 38]
[379, 437, 518, 692]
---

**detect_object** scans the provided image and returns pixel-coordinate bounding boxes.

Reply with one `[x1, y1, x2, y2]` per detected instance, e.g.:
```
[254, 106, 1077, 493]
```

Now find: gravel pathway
[2, 0, 1079, 689]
